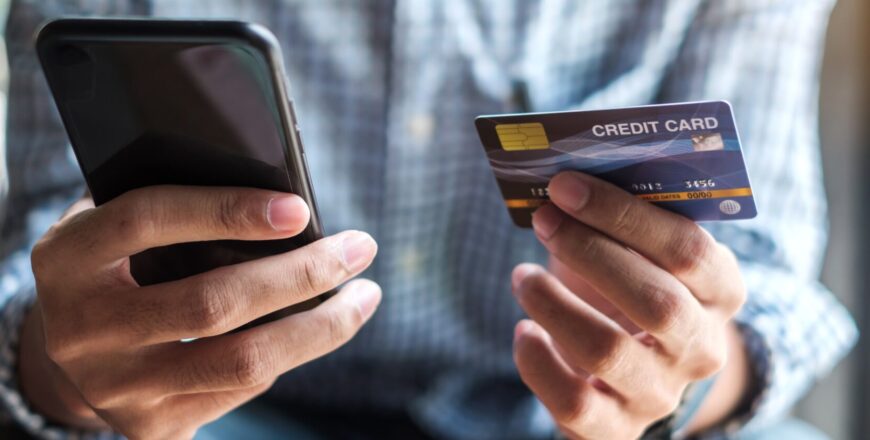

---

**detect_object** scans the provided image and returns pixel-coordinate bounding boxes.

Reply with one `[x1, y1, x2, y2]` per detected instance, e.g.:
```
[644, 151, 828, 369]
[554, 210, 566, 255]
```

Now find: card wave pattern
[474, 100, 758, 225]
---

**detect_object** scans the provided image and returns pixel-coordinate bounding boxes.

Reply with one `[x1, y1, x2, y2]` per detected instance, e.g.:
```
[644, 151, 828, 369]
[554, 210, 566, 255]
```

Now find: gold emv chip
[495, 123, 550, 151]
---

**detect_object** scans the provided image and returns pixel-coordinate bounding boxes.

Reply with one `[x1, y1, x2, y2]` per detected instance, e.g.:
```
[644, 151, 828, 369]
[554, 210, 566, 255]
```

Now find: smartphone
[37, 18, 330, 326]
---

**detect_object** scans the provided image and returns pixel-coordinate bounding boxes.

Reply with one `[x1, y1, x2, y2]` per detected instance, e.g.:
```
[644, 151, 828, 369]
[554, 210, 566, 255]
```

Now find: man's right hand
[18, 186, 381, 439]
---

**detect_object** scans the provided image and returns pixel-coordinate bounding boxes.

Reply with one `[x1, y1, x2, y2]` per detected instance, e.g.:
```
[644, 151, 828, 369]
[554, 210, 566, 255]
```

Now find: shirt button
[407, 113, 435, 144]
[399, 246, 423, 276]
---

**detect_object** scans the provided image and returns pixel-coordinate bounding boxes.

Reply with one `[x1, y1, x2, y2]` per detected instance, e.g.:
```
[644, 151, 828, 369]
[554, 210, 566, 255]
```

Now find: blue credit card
[474, 101, 757, 227]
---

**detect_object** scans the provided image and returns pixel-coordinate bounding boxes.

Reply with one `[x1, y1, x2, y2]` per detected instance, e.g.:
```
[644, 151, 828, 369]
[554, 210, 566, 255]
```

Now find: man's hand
[511, 172, 748, 439]
[19, 186, 381, 439]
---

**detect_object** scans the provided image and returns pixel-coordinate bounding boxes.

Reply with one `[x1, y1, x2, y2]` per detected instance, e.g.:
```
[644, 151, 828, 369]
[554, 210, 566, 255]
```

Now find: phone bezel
[35, 18, 325, 244]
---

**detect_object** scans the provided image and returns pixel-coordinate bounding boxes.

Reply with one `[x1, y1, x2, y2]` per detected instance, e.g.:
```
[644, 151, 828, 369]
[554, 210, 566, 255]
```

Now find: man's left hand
[511, 172, 747, 439]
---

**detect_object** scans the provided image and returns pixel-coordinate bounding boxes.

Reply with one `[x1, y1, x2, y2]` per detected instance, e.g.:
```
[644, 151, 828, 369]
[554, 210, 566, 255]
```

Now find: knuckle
[586, 332, 630, 377]
[118, 294, 164, 339]
[668, 226, 715, 276]
[65, 401, 99, 421]
[214, 192, 252, 233]
[690, 345, 728, 379]
[229, 337, 273, 388]
[30, 237, 57, 280]
[294, 252, 335, 294]
[112, 192, 160, 244]
[640, 283, 685, 335]
[301, 254, 325, 292]
[185, 279, 235, 334]
[79, 379, 120, 410]
[556, 390, 594, 426]
[320, 306, 360, 348]
[611, 203, 642, 237]
[33, 211, 102, 280]
[41, 305, 96, 364]
[575, 233, 604, 262]
[43, 333, 78, 364]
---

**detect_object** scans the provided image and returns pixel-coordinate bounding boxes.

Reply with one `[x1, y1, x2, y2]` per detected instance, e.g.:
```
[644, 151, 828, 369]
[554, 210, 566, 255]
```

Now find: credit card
[474, 101, 757, 227]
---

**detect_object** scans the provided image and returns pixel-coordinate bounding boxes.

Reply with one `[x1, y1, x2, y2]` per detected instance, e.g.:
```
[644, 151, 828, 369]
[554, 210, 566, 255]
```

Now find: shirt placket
[375, 0, 449, 358]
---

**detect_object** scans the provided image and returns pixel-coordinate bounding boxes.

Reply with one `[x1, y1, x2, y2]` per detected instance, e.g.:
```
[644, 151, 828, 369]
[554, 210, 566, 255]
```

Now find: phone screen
[41, 36, 318, 286]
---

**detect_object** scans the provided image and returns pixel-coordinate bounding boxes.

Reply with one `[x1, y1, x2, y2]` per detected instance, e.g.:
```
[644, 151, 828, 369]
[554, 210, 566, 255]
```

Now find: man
[0, 1, 857, 439]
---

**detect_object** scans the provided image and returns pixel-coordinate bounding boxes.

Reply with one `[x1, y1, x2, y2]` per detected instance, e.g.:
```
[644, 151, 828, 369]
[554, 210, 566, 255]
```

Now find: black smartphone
[36, 18, 330, 325]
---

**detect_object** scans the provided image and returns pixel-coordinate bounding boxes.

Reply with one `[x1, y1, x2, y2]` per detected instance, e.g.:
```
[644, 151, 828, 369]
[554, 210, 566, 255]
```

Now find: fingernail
[550, 173, 590, 212]
[531, 205, 564, 240]
[514, 320, 534, 340]
[351, 280, 382, 320]
[342, 232, 378, 272]
[511, 263, 542, 291]
[267, 196, 309, 231]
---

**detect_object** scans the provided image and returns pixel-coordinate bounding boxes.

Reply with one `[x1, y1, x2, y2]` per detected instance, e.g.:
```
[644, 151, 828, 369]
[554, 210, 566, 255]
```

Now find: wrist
[18, 301, 108, 430]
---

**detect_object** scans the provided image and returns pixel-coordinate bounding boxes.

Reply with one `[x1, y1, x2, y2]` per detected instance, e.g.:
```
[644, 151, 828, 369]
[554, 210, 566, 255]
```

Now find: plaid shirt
[0, 0, 857, 439]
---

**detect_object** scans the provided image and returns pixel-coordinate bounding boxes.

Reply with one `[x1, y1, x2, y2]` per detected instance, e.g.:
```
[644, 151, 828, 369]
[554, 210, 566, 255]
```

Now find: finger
[512, 264, 668, 397]
[513, 319, 627, 439]
[548, 257, 641, 333]
[141, 230, 374, 343]
[59, 197, 95, 221]
[60, 230, 377, 353]
[46, 185, 311, 269]
[531, 206, 706, 349]
[132, 279, 381, 398]
[31, 198, 100, 284]
[546, 172, 741, 307]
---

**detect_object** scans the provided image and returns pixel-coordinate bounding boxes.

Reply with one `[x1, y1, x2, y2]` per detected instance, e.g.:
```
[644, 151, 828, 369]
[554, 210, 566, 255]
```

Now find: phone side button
[288, 99, 304, 134]
[288, 98, 299, 122]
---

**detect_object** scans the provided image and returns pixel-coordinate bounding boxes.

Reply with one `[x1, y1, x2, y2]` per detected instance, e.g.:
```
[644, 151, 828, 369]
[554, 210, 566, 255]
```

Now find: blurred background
[801, 0, 868, 438]
[0, 1, 866, 439]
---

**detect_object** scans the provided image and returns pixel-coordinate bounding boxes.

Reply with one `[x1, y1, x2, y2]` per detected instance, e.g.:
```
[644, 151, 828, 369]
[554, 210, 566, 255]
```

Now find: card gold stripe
[636, 187, 753, 202]
[505, 198, 548, 208]
[504, 187, 753, 208]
